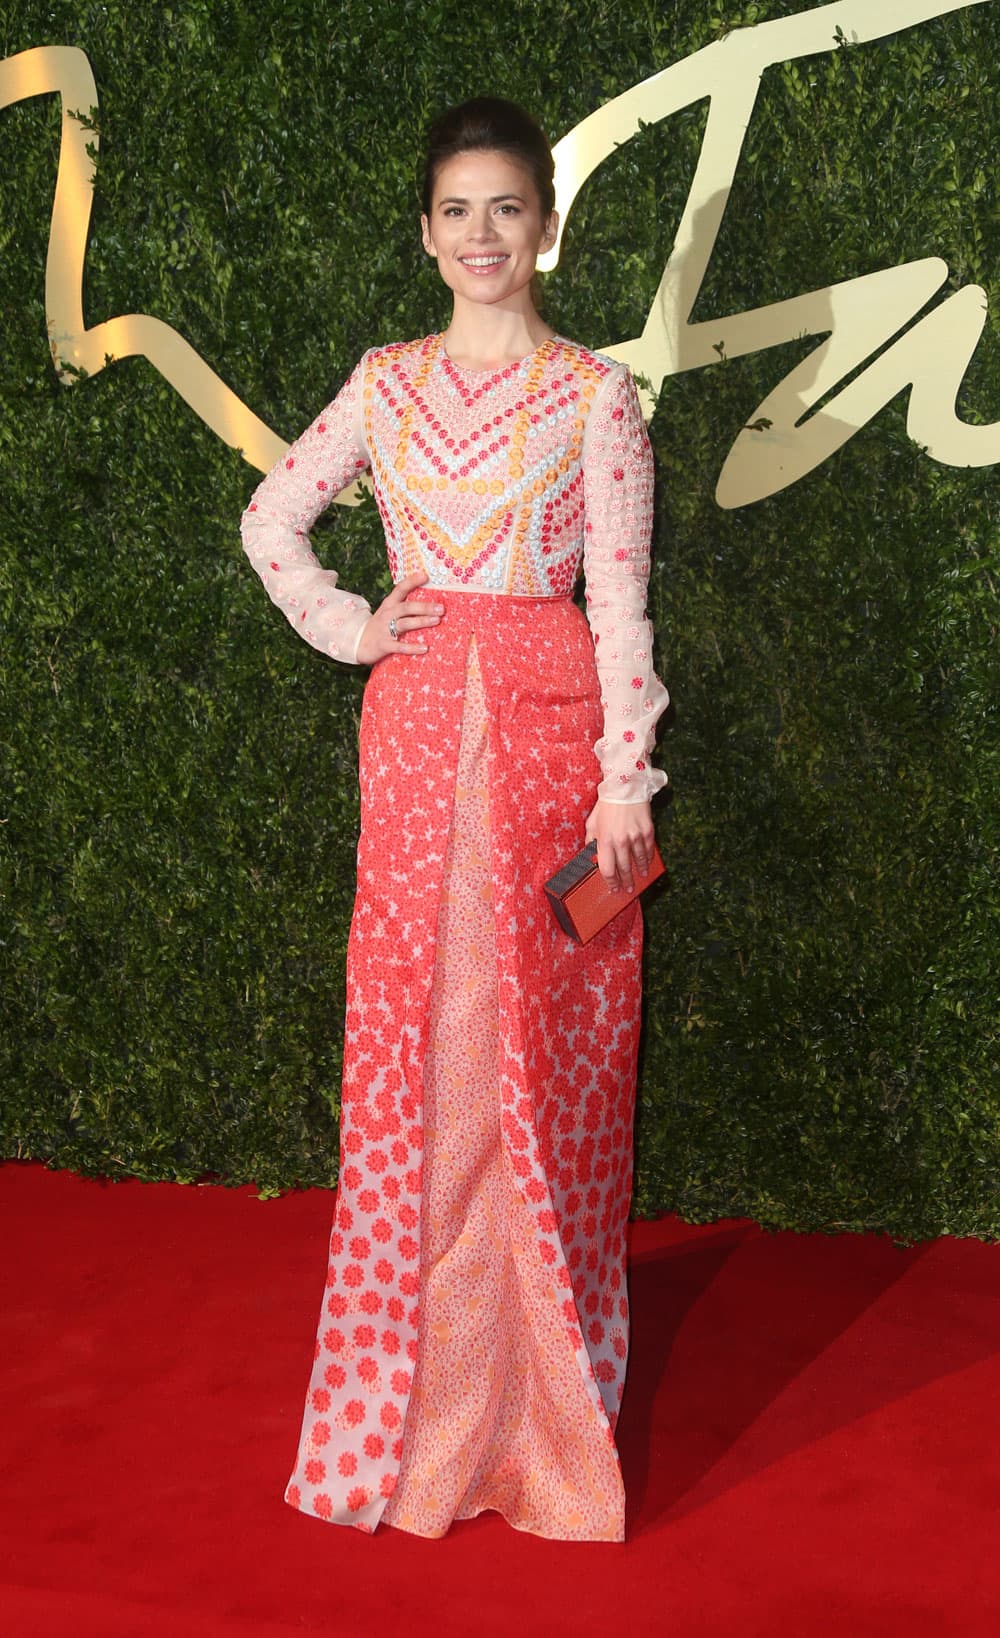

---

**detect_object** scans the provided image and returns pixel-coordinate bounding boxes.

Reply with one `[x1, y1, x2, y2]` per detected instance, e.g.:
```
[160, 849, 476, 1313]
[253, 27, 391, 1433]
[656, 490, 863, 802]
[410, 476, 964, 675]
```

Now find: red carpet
[2, 1163, 999, 1636]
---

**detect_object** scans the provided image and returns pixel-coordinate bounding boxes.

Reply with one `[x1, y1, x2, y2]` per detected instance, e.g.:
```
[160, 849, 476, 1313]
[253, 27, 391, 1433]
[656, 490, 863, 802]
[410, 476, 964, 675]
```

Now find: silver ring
[388, 616, 399, 642]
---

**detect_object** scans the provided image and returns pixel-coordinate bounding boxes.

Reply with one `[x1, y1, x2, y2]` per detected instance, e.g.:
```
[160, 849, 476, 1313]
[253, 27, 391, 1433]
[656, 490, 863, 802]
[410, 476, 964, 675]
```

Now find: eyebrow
[437, 194, 527, 206]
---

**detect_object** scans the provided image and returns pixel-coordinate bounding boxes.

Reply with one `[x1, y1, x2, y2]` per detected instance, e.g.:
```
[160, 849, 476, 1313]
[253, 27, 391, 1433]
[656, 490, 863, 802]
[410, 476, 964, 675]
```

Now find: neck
[441, 295, 555, 371]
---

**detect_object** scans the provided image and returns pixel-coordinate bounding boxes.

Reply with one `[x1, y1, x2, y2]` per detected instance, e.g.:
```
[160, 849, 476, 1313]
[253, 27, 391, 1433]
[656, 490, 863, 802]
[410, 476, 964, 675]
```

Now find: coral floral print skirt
[285, 588, 642, 1542]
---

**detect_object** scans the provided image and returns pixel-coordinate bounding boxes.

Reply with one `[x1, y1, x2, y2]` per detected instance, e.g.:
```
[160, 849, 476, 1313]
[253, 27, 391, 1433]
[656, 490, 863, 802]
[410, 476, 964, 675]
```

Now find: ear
[420, 214, 437, 258]
[540, 209, 559, 250]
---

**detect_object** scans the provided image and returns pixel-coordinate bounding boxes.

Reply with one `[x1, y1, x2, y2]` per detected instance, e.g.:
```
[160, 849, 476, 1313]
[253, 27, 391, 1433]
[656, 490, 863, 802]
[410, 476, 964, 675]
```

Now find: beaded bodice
[241, 333, 669, 801]
[365, 334, 605, 596]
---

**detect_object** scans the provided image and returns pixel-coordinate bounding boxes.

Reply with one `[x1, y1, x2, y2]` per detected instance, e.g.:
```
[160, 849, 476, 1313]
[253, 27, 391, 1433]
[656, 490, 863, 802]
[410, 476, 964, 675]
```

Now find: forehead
[430, 148, 538, 205]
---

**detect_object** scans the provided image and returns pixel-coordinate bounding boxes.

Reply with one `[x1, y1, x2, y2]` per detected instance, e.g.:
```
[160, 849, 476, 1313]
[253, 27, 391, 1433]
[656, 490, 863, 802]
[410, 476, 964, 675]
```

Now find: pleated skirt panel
[284, 591, 642, 1541]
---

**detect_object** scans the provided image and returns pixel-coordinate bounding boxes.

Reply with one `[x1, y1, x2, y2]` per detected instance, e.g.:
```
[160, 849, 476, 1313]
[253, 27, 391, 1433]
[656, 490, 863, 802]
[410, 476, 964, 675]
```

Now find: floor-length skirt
[285, 589, 643, 1541]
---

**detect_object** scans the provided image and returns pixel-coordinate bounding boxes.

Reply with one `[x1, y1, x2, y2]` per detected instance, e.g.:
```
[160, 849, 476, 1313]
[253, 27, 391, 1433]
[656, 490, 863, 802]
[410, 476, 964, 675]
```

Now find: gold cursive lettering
[542, 0, 997, 507]
[0, 45, 289, 477]
[1, 0, 995, 509]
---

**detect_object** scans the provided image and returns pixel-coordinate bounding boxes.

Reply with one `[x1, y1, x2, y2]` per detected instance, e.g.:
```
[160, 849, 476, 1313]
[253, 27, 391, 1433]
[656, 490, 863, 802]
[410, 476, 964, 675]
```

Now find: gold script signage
[1, 0, 995, 509]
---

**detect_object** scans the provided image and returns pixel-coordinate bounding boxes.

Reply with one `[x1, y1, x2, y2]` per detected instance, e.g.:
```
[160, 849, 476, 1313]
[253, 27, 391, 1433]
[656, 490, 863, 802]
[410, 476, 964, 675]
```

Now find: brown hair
[421, 96, 556, 219]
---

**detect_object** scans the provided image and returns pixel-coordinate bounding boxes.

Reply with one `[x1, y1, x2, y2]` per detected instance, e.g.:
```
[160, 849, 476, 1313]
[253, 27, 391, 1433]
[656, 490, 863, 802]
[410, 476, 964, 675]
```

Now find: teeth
[462, 256, 507, 266]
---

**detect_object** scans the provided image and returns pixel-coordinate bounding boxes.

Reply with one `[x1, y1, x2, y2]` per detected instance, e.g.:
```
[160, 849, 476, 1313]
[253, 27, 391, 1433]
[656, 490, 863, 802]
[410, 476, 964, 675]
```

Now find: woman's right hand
[355, 570, 445, 665]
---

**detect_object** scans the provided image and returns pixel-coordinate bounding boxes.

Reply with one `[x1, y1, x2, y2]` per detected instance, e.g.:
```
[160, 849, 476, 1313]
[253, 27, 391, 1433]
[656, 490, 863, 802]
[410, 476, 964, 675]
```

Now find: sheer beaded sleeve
[581, 364, 670, 803]
[240, 356, 373, 664]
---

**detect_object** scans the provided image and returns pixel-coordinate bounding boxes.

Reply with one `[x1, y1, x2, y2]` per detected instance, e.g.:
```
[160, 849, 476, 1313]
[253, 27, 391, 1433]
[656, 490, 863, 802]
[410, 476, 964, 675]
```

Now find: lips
[458, 254, 510, 275]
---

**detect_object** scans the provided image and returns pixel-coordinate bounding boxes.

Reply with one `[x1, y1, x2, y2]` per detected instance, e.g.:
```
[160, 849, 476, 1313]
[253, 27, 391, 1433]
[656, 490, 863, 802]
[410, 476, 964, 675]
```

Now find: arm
[581, 363, 670, 888]
[239, 355, 374, 663]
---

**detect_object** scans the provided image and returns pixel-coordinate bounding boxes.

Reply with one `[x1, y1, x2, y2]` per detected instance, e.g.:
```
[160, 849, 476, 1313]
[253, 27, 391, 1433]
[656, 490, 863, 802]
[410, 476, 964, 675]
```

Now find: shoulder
[549, 340, 645, 441]
[358, 335, 439, 374]
[549, 336, 631, 388]
[550, 340, 641, 425]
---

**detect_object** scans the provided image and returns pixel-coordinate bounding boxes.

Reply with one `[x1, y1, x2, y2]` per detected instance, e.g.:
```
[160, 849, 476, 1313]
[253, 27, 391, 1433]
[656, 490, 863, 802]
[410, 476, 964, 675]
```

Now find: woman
[240, 97, 669, 1542]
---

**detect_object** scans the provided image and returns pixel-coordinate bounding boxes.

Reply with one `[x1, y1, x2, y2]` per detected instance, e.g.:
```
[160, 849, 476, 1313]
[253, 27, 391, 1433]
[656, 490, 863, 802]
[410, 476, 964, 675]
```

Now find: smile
[459, 254, 509, 272]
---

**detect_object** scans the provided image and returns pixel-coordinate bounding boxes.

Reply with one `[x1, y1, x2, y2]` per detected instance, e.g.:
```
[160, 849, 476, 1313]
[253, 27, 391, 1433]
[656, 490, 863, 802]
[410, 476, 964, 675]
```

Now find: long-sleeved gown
[240, 332, 669, 1541]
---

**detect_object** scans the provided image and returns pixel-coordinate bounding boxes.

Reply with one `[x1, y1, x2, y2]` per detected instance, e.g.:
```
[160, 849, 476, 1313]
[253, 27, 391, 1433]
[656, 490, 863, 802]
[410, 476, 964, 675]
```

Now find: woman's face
[421, 148, 557, 309]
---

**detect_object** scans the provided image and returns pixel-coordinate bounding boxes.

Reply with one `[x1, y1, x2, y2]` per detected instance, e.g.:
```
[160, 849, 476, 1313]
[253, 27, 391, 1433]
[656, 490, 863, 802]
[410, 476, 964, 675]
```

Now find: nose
[468, 208, 499, 241]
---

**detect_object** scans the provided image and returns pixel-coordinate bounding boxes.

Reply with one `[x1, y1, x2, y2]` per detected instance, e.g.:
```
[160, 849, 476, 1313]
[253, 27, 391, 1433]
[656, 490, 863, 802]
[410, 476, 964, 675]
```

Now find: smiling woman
[240, 95, 670, 1542]
[418, 100, 558, 354]
[419, 146, 556, 350]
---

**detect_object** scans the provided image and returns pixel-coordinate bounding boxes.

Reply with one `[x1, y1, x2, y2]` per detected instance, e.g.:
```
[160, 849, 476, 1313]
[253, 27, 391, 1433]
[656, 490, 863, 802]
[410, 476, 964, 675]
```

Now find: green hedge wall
[2, 0, 998, 1234]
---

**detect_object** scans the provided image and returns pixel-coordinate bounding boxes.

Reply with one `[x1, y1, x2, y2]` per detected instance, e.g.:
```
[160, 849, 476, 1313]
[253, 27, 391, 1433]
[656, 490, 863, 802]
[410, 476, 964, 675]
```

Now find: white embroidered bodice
[240, 333, 669, 802]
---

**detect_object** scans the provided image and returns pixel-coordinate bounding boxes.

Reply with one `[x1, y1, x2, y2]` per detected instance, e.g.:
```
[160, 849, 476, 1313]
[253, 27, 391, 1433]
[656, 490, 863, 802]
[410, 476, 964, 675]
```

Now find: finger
[391, 570, 430, 598]
[632, 836, 653, 877]
[596, 839, 619, 889]
[387, 621, 439, 651]
[615, 844, 634, 895]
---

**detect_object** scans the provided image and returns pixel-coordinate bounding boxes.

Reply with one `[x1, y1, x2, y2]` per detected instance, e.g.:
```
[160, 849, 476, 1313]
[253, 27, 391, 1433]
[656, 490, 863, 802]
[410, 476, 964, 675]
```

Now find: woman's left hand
[584, 799, 655, 895]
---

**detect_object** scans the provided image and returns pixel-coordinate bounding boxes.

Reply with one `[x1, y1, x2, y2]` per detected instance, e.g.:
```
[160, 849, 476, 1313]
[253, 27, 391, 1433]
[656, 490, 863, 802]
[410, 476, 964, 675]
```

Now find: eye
[496, 204, 520, 216]
[442, 206, 465, 217]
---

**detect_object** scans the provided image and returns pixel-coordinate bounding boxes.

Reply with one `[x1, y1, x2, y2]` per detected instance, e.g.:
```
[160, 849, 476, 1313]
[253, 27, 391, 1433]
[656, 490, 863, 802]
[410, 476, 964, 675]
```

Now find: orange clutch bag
[544, 839, 665, 944]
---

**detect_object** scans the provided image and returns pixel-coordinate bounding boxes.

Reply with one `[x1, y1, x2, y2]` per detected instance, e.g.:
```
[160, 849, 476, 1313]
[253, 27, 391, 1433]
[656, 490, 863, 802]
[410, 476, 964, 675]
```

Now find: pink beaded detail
[240, 333, 669, 801]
